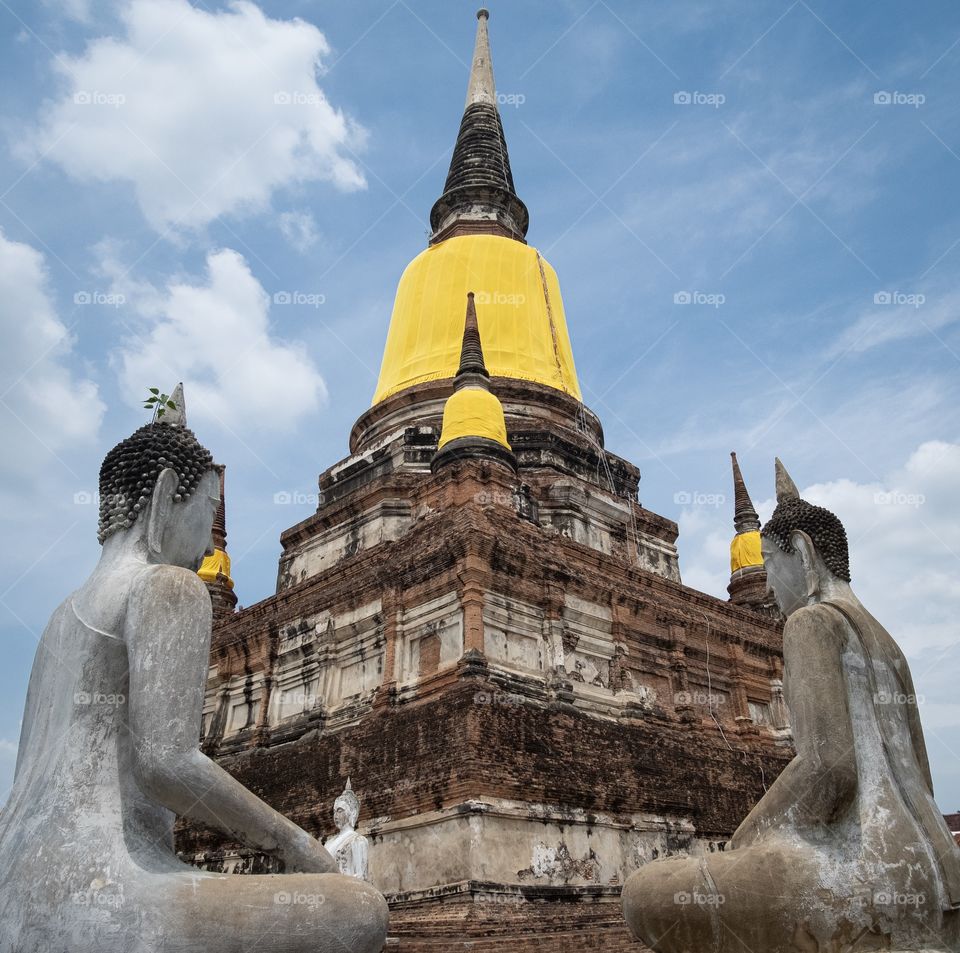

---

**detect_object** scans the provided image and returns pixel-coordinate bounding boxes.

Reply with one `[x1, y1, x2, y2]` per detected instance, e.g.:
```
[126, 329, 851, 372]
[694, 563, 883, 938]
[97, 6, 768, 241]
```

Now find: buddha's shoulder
[127, 563, 210, 602]
[784, 603, 851, 641]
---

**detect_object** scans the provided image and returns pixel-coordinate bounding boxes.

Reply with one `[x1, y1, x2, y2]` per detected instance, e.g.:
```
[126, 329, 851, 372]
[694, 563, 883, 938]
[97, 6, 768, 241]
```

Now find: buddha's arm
[124, 565, 337, 874]
[899, 659, 934, 793]
[731, 604, 857, 847]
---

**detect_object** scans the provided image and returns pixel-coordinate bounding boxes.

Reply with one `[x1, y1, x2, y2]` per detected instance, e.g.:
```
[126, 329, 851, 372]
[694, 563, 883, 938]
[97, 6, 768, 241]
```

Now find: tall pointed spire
[730, 451, 760, 534]
[456, 292, 489, 381]
[198, 464, 237, 622]
[466, 9, 495, 107]
[727, 452, 778, 617]
[429, 10, 529, 244]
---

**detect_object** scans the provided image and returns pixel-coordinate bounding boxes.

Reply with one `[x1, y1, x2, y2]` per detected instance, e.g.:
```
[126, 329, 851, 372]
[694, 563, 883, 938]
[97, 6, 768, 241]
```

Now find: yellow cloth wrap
[373, 234, 581, 404]
[730, 531, 763, 573]
[438, 386, 511, 450]
[198, 548, 234, 589]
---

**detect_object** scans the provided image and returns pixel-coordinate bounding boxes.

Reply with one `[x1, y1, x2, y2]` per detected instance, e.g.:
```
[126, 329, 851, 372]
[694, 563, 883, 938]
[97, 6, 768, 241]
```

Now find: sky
[1, 0, 959, 812]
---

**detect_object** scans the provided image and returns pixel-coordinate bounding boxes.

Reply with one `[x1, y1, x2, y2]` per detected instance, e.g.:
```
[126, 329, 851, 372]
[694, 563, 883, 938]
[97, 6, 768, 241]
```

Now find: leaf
[166, 400, 177, 409]
[149, 387, 160, 395]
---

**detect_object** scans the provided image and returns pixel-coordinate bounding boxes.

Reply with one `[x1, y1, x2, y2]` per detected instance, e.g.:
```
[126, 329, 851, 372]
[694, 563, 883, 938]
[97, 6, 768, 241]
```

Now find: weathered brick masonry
[178, 10, 792, 949]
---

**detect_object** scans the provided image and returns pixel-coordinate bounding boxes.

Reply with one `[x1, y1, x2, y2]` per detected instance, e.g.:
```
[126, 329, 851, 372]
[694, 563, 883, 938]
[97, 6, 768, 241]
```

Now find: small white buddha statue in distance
[324, 779, 371, 881]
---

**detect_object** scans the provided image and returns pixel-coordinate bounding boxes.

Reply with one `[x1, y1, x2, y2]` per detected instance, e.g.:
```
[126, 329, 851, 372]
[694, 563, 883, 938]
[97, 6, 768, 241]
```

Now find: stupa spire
[727, 451, 776, 616]
[466, 9, 495, 107]
[198, 464, 237, 621]
[731, 451, 760, 534]
[429, 10, 529, 244]
[456, 292, 489, 381]
[433, 294, 515, 472]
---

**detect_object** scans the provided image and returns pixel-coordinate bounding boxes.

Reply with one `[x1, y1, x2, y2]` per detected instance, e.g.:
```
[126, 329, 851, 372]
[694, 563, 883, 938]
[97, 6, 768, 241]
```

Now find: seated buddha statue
[622, 458, 960, 953]
[324, 779, 371, 881]
[0, 386, 388, 953]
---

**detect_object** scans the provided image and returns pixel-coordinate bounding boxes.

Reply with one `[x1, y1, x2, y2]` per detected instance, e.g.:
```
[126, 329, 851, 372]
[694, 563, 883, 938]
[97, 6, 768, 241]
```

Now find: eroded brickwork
[180, 335, 789, 950]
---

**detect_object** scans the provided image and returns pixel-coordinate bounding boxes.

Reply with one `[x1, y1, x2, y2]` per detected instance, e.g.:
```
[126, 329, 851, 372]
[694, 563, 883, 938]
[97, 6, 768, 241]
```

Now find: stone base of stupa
[384, 882, 649, 951]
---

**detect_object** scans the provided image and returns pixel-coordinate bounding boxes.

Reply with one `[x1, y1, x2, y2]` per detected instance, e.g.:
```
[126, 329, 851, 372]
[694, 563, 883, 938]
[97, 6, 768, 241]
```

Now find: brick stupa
[182, 10, 792, 949]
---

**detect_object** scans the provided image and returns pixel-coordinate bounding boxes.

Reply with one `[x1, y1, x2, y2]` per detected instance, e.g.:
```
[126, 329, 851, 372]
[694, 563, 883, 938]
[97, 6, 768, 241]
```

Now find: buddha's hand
[283, 830, 338, 874]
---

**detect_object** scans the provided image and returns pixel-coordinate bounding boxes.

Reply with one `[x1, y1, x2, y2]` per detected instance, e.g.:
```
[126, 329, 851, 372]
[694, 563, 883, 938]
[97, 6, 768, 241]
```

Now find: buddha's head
[98, 384, 219, 571]
[333, 779, 360, 833]
[761, 458, 851, 616]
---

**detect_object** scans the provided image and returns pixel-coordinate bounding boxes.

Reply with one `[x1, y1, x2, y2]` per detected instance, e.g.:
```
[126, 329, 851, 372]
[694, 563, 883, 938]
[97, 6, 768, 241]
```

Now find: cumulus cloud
[680, 441, 960, 656]
[29, 0, 366, 231]
[799, 441, 960, 655]
[0, 229, 104, 480]
[114, 247, 326, 432]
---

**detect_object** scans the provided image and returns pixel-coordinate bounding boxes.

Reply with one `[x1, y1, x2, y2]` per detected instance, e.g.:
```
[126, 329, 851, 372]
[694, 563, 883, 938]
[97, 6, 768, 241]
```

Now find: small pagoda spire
[198, 464, 237, 622]
[727, 451, 777, 616]
[731, 451, 760, 534]
[429, 10, 529, 244]
[433, 294, 515, 472]
[455, 292, 490, 382]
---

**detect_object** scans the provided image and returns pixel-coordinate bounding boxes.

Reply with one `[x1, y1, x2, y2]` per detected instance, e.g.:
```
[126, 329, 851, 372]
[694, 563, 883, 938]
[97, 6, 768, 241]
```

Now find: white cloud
[278, 209, 320, 253]
[0, 228, 104, 480]
[680, 441, 960, 657]
[827, 286, 960, 358]
[114, 247, 327, 432]
[0, 739, 17, 757]
[29, 0, 366, 231]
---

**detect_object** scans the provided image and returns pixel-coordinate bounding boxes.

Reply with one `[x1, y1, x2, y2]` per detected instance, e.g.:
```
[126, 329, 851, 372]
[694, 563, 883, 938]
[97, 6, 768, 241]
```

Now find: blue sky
[2, 0, 960, 812]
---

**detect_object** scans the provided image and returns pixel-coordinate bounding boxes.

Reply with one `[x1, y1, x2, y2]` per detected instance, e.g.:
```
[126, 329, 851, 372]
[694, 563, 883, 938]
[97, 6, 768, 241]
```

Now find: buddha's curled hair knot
[761, 498, 851, 582]
[97, 423, 215, 544]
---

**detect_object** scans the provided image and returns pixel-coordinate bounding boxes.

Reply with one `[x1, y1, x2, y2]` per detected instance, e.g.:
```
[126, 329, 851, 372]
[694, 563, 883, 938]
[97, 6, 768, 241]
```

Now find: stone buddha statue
[623, 459, 960, 953]
[0, 386, 388, 953]
[324, 779, 371, 881]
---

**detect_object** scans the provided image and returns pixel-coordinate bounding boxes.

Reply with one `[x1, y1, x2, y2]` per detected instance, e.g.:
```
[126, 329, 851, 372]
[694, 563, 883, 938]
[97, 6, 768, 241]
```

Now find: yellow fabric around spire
[438, 386, 511, 450]
[373, 235, 581, 404]
[730, 531, 763, 573]
[198, 548, 234, 589]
